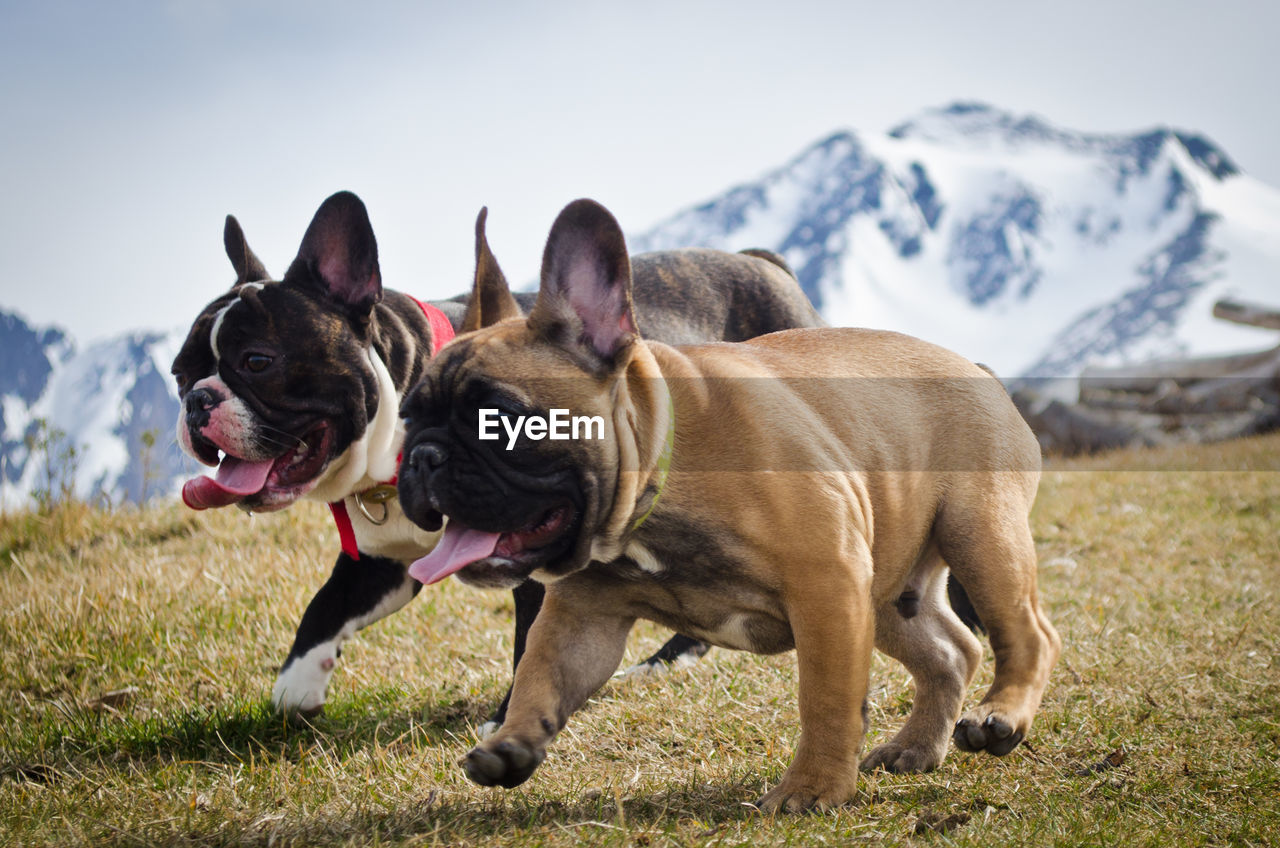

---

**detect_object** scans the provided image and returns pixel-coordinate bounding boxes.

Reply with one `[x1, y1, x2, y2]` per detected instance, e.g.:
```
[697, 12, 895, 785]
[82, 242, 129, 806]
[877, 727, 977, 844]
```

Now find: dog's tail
[738, 248, 797, 279]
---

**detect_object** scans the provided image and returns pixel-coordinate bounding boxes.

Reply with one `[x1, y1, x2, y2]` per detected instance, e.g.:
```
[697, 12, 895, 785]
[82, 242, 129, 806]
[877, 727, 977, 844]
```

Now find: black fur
[279, 551, 422, 713]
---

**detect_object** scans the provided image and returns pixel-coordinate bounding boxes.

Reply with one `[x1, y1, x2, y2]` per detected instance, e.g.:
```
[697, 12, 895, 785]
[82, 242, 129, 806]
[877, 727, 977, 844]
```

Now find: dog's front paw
[754, 770, 859, 814]
[618, 651, 701, 679]
[953, 710, 1024, 756]
[861, 741, 945, 774]
[271, 644, 337, 716]
[618, 636, 710, 678]
[463, 738, 545, 788]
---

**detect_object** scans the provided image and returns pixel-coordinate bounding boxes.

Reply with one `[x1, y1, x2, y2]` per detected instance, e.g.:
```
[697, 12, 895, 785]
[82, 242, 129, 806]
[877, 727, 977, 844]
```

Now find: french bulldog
[171, 190, 824, 724]
[396, 199, 1059, 812]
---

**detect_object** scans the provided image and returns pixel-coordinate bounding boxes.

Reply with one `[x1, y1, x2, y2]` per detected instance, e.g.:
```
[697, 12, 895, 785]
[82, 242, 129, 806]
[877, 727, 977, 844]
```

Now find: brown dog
[396, 199, 1060, 812]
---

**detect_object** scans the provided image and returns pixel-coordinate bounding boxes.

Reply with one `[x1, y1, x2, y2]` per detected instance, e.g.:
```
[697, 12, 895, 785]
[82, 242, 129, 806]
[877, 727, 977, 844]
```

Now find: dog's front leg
[479, 579, 546, 738]
[485, 581, 711, 738]
[463, 589, 634, 788]
[272, 552, 419, 715]
[757, 550, 875, 814]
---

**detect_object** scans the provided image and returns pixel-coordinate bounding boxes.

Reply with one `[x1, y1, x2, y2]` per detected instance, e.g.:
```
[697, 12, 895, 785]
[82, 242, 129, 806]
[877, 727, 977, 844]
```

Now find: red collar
[413, 296, 457, 356]
[329, 298, 455, 559]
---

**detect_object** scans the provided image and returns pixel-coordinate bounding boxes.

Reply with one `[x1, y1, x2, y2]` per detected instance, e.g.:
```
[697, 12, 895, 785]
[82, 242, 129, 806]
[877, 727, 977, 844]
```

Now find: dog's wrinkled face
[398, 200, 639, 589]
[397, 326, 623, 589]
[173, 191, 384, 512]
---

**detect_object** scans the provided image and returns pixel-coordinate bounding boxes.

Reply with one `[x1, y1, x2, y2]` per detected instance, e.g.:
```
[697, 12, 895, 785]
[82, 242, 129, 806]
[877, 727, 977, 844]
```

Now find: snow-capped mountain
[633, 102, 1280, 380]
[1, 312, 193, 508]
[4, 102, 1280, 506]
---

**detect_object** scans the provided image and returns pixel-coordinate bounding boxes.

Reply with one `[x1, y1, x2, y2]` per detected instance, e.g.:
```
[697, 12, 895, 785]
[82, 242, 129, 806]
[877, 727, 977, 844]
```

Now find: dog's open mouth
[182, 423, 332, 510]
[407, 503, 576, 586]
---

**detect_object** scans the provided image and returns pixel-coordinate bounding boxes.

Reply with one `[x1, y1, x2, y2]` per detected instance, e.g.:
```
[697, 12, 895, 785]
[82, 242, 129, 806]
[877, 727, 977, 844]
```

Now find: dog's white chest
[349, 500, 443, 562]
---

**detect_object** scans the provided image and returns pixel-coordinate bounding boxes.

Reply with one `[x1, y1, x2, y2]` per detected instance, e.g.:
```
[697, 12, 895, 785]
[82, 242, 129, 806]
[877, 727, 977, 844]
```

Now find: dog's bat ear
[223, 215, 271, 285]
[461, 207, 524, 333]
[287, 191, 383, 314]
[531, 199, 638, 362]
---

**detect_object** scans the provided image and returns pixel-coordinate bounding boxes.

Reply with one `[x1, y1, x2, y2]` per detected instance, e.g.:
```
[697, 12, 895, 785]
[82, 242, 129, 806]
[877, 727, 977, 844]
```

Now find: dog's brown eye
[244, 353, 273, 373]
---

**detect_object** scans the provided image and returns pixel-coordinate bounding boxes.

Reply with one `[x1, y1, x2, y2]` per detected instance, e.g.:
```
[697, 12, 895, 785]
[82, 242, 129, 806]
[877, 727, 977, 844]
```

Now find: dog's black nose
[185, 387, 216, 411]
[409, 442, 448, 472]
[184, 388, 218, 428]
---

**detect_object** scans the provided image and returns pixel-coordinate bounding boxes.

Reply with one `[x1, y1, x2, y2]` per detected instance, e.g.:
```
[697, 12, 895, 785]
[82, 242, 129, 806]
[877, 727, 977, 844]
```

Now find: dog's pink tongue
[408, 523, 501, 585]
[181, 457, 274, 510]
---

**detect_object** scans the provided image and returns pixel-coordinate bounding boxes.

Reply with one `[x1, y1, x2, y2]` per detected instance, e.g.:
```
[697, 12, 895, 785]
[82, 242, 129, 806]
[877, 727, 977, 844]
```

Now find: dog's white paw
[618, 661, 659, 679]
[618, 651, 699, 679]
[477, 720, 501, 740]
[271, 642, 337, 715]
[617, 662, 645, 679]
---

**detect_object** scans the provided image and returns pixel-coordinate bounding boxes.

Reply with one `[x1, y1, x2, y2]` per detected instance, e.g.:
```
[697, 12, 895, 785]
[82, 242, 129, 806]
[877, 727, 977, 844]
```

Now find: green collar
[630, 386, 675, 533]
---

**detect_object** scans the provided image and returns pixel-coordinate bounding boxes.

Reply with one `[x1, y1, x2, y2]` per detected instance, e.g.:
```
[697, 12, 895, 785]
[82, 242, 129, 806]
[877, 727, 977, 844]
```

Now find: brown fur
[421, 200, 1060, 812]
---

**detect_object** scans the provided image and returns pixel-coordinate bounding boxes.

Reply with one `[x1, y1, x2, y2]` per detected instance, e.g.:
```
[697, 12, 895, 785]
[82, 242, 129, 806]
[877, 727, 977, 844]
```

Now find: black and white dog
[172, 191, 823, 726]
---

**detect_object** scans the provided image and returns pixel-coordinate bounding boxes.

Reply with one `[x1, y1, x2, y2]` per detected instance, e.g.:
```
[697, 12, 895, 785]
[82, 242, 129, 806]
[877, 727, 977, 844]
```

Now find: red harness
[328, 297, 455, 559]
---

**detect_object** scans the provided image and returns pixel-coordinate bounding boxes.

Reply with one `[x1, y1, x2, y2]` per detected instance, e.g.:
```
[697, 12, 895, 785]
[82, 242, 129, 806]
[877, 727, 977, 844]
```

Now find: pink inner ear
[319, 251, 350, 295]
[554, 240, 634, 357]
[569, 285, 630, 357]
[318, 248, 376, 306]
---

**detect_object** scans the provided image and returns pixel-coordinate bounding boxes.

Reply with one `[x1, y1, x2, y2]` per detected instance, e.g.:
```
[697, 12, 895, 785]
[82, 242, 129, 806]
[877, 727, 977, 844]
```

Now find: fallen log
[1152, 368, 1280, 415]
[1013, 394, 1148, 456]
[1016, 387, 1280, 456]
[1017, 298, 1280, 455]
[1079, 344, 1280, 397]
[1213, 298, 1280, 331]
[1080, 357, 1280, 415]
[1155, 405, 1280, 445]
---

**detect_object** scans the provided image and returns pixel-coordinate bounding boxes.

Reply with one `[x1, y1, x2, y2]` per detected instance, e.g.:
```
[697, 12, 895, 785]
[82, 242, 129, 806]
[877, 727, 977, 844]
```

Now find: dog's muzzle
[397, 436, 448, 531]
[407, 441, 448, 475]
[184, 387, 219, 430]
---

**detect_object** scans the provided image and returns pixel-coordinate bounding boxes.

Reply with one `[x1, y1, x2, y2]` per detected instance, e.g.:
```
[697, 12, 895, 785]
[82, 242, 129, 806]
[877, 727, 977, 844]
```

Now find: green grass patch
[2, 435, 1278, 845]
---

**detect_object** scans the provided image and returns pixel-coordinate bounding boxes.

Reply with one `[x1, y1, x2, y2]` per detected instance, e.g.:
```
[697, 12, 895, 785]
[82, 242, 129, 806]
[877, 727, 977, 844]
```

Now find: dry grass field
[1, 434, 1278, 846]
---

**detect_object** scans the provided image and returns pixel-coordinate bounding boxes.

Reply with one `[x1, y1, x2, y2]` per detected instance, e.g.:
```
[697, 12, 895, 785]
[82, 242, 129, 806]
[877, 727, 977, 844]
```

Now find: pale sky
[2, 0, 1277, 343]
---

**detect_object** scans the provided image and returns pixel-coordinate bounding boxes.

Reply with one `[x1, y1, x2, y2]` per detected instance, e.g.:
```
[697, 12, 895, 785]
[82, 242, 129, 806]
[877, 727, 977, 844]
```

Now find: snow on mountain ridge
[634, 102, 1279, 380]
[888, 102, 1239, 182]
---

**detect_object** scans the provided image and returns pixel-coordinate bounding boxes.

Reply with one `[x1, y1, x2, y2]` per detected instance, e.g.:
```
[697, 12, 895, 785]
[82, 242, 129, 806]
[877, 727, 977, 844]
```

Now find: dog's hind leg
[272, 552, 419, 715]
[862, 547, 981, 773]
[938, 477, 1060, 756]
